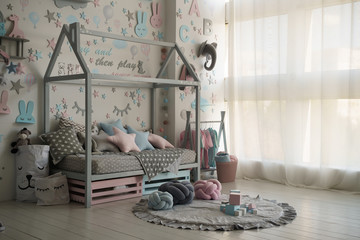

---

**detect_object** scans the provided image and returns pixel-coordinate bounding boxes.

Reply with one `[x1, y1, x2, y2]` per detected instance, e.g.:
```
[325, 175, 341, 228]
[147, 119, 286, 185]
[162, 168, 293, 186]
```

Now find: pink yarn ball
[194, 179, 222, 200]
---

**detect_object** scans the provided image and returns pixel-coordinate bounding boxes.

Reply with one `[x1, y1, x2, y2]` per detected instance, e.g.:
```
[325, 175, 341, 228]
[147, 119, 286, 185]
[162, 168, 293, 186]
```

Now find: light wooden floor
[0, 179, 359, 240]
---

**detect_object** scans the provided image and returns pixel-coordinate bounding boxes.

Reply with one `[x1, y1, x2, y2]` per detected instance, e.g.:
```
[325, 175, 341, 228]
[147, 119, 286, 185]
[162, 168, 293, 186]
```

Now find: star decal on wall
[6, 62, 17, 74]
[52, 85, 57, 92]
[27, 55, 35, 62]
[16, 62, 26, 75]
[125, 10, 134, 21]
[93, 0, 100, 7]
[7, 4, 13, 10]
[47, 38, 56, 50]
[34, 50, 43, 60]
[121, 28, 128, 36]
[93, 90, 99, 98]
[55, 104, 63, 112]
[44, 10, 56, 23]
[157, 31, 164, 41]
[80, 12, 86, 20]
[180, 92, 185, 101]
[10, 80, 24, 94]
[55, 19, 62, 28]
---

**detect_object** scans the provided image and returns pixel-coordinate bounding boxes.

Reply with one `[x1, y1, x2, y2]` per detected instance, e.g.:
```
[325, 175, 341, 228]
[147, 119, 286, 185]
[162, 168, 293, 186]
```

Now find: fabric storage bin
[15, 145, 50, 202]
[216, 155, 238, 183]
[68, 175, 143, 205]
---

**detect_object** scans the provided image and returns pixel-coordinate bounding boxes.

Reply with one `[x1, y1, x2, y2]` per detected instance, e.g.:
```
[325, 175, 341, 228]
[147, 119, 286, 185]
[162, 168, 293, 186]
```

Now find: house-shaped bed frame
[44, 22, 201, 208]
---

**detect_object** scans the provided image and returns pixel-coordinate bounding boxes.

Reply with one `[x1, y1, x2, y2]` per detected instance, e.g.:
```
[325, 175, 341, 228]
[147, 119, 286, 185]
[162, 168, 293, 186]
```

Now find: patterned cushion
[107, 127, 140, 153]
[40, 127, 84, 165]
[127, 125, 155, 151]
[58, 117, 85, 133]
[100, 119, 127, 136]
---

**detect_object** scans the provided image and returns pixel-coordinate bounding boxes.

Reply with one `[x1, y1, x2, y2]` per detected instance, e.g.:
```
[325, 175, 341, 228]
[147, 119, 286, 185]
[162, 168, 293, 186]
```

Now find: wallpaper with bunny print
[0, 0, 225, 201]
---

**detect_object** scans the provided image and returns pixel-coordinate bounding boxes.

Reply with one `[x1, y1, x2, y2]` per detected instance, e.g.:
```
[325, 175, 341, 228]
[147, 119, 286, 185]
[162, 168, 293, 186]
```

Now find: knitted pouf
[148, 191, 173, 210]
[158, 180, 194, 205]
[194, 179, 222, 200]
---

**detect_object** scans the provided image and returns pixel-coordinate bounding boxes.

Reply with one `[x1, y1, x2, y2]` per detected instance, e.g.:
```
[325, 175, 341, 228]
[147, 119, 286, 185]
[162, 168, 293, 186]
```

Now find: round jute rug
[132, 194, 296, 231]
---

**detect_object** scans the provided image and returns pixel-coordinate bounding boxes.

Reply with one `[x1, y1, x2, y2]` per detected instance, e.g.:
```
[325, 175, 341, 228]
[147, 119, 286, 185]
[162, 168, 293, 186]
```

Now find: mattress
[55, 148, 196, 175]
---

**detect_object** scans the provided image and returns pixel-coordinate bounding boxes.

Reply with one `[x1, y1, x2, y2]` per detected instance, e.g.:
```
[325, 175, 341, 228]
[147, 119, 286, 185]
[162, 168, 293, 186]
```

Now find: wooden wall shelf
[0, 36, 29, 60]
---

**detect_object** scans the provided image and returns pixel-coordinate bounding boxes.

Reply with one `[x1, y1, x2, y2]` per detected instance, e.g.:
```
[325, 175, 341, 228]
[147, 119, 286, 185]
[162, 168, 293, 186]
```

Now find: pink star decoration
[52, 85, 57, 92]
[47, 38, 56, 50]
[106, 113, 110, 119]
[93, 90, 99, 98]
[61, 111, 69, 118]
[93, 0, 100, 7]
[28, 55, 35, 62]
[16, 62, 26, 75]
[55, 19, 62, 28]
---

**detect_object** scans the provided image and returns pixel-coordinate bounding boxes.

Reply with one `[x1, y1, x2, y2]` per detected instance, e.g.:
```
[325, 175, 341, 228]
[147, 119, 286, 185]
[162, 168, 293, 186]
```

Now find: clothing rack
[181, 110, 227, 154]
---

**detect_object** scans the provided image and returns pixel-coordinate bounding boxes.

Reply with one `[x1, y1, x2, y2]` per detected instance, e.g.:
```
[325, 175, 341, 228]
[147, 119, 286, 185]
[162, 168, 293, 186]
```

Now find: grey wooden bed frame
[43, 22, 201, 208]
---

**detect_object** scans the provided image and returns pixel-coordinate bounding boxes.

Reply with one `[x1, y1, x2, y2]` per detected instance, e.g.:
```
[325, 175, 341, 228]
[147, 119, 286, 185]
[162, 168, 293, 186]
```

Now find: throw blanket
[129, 148, 184, 180]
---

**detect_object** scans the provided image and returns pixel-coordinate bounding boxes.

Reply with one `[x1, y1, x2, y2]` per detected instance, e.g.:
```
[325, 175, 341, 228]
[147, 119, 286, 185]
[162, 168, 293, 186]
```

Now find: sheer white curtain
[227, 0, 360, 191]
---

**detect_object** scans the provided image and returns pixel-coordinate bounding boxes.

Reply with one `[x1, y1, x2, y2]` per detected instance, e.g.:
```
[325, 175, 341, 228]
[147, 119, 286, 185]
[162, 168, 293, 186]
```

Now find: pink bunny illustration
[0, 90, 11, 114]
[150, 2, 163, 28]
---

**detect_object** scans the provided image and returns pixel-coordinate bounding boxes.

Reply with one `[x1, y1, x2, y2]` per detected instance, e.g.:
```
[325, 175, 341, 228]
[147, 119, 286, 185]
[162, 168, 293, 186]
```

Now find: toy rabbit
[150, 2, 163, 28]
[0, 90, 10, 114]
[135, 11, 148, 38]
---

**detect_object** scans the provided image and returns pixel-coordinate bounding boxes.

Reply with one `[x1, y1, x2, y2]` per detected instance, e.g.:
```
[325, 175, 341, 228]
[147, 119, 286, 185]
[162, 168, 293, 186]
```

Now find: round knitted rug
[132, 194, 296, 231]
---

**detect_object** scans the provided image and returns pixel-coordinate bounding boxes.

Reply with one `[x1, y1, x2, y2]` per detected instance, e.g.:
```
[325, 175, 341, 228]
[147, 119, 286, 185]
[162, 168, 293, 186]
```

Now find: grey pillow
[92, 130, 120, 152]
[40, 127, 84, 165]
[58, 117, 85, 133]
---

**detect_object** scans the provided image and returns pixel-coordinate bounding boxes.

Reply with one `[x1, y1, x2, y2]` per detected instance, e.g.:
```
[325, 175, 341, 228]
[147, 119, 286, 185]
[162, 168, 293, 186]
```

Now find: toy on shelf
[10, 127, 31, 153]
[220, 190, 258, 216]
[8, 14, 25, 39]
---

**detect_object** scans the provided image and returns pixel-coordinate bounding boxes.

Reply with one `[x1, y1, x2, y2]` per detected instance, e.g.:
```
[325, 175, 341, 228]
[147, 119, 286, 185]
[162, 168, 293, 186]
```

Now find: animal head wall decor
[198, 40, 217, 71]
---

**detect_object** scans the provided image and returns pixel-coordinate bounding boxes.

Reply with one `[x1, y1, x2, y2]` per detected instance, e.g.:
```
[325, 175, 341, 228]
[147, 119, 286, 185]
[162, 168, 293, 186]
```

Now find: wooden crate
[142, 170, 190, 195]
[68, 175, 143, 205]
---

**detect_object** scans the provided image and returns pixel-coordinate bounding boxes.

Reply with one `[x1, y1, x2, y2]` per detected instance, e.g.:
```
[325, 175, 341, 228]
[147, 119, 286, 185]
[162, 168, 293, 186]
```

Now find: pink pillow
[148, 133, 174, 149]
[107, 127, 140, 152]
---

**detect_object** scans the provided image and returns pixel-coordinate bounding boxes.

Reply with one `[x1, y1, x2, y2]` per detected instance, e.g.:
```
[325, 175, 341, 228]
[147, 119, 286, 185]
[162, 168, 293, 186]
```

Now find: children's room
[0, 0, 359, 239]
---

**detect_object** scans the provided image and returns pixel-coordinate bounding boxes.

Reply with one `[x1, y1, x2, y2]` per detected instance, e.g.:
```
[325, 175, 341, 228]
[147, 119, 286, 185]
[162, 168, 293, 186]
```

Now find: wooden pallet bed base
[68, 176, 143, 205]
